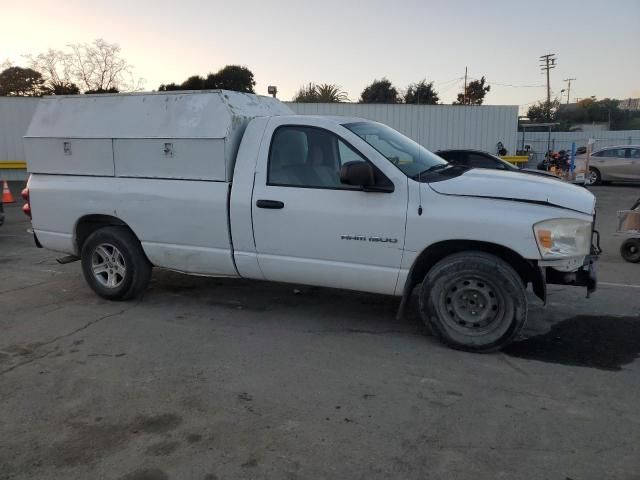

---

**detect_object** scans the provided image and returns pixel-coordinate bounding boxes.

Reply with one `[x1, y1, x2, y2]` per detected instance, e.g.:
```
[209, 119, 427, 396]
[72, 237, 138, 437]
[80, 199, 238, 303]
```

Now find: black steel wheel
[419, 251, 527, 352]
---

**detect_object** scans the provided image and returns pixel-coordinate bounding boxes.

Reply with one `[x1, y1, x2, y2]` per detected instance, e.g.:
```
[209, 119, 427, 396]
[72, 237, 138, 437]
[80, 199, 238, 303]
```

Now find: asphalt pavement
[1, 184, 639, 480]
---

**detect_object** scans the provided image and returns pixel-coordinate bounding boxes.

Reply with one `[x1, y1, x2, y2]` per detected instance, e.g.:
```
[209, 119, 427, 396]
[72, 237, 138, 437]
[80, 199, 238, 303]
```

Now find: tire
[586, 167, 601, 186]
[81, 226, 152, 300]
[419, 251, 527, 353]
[620, 239, 640, 263]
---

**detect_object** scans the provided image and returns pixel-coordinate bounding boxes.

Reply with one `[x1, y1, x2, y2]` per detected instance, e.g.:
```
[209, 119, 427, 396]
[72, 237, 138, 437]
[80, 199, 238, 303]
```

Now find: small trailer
[618, 197, 640, 263]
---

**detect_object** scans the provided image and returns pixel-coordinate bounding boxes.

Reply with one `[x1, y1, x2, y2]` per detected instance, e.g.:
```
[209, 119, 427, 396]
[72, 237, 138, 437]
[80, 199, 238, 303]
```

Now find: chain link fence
[518, 131, 640, 168]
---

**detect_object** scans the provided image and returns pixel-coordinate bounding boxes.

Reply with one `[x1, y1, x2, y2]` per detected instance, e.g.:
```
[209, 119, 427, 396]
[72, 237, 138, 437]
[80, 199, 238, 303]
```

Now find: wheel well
[74, 215, 135, 253]
[403, 240, 543, 300]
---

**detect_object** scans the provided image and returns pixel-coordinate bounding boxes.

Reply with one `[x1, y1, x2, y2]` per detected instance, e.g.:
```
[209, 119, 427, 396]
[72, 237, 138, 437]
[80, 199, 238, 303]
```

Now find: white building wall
[287, 103, 519, 155]
[0, 97, 40, 160]
[0, 97, 39, 181]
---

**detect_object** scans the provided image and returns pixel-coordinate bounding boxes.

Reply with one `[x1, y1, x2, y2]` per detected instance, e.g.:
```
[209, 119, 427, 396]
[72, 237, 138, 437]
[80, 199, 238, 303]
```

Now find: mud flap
[532, 266, 547, 304]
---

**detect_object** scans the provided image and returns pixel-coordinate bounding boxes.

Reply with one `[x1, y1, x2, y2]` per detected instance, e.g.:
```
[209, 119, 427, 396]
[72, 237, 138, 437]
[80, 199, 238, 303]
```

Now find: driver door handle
[256, 199, 285, 209]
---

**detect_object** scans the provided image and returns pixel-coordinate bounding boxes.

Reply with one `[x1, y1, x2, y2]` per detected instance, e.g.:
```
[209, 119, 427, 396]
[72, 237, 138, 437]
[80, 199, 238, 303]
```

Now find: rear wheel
[81, 226, 152, 300]
[419, 251, 527, 352]
[620, 239, 640, 263]
[586, 167, 601, 186]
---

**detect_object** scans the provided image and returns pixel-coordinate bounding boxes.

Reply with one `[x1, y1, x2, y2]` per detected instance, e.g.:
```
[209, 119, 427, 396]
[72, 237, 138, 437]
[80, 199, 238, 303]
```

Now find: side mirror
[340, 161, 375, 188]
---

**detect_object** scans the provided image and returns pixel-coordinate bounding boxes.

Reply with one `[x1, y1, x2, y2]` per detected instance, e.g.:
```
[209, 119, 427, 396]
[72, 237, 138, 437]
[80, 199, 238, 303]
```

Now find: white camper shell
[25, 90, 293, 181]
[24, 91, 293, 277]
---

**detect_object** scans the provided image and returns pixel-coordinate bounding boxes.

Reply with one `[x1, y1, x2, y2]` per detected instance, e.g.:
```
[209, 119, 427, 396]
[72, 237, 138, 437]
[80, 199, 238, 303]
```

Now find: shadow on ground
[504, 315, 640, 371]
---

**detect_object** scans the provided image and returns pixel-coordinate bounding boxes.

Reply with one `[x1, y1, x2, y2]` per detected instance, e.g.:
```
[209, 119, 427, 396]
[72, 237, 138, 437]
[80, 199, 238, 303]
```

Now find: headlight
[533, 218, 592, 259]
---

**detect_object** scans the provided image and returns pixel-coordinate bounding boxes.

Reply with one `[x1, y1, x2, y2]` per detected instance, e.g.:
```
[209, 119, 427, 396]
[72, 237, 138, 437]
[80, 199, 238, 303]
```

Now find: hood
[428, 168, 595, 215]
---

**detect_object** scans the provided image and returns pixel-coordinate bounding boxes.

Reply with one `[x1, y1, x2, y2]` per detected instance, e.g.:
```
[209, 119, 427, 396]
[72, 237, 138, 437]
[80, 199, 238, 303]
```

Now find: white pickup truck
[23, 91, 599, 352]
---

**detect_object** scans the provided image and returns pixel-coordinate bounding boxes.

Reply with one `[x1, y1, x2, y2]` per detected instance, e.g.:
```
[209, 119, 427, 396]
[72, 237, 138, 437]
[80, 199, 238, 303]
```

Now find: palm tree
[292, 83, 349, 103]
[315, 83, 349, 102]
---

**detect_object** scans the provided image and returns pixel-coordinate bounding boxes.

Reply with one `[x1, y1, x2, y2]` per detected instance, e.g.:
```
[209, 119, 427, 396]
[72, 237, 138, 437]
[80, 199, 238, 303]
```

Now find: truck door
[251, 120, 408, 295]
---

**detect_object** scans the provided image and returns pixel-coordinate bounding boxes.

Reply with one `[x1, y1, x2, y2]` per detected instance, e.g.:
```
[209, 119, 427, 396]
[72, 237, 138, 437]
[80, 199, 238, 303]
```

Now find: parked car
[582, 145, 640, 185]
[23, 91, 599, 353]
[436, 149, 558, 179]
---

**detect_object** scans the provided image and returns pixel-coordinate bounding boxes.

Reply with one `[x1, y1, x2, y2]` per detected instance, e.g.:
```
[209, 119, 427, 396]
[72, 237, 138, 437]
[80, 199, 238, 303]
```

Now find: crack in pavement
[499, 353, 530, 377]
[0, 348, 57, 376]
[0, 308, 130, 376]
[0, 279, 54, 296]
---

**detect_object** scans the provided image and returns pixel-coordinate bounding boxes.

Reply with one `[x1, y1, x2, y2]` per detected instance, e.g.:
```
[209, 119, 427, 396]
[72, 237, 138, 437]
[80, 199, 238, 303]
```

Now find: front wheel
[81, 226, 152, 300]
[419, 251, 527, 352]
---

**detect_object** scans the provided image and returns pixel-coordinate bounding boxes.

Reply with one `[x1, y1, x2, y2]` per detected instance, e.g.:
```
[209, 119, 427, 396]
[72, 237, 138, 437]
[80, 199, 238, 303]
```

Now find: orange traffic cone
[2, 180, 15, 203]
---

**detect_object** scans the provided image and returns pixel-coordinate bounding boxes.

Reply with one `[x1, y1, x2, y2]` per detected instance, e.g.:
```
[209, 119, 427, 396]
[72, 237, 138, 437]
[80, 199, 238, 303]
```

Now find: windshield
[342, 121, 448, 178]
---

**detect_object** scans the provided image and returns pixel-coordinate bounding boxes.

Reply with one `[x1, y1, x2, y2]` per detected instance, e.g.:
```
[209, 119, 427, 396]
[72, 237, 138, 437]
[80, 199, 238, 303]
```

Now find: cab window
[268, 126, 391, 190]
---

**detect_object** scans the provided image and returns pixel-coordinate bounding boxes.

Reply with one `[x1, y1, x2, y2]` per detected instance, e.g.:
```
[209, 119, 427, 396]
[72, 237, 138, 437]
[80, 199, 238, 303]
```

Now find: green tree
[48, 82, 80, 95]
[553, 97, 629, 130]
[316, 83, 348, 102]
[180, 75, 206, 90]
[0, 67, 46, 96]
[159, 65, 256, 93]
[292, 83, 318, 102]
[404, 79, 439, 104]
[454, 76, 490, 105]
[526, 97, 640, 130]
[85, 87, 119, 94]
[292, 83, 348, 102]
[205, 65, 255, 93]
[158, 83, 182, 91]
[526, 99, 560, 122]
[360, 78, 400, 104]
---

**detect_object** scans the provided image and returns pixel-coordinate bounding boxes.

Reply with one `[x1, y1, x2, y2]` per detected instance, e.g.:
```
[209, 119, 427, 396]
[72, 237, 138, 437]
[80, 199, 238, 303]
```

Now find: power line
[519, 97, 546, 106]
[439, 79, 464, 95]
[466, 76, 545, 88]
[433, 76, 464, 86]
[487, 82, 545, 88]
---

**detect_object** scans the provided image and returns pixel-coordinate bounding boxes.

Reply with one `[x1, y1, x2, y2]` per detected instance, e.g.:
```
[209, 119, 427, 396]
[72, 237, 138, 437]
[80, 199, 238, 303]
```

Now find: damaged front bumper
[541, 230, 601, 298]
[545, 254, 598, 297]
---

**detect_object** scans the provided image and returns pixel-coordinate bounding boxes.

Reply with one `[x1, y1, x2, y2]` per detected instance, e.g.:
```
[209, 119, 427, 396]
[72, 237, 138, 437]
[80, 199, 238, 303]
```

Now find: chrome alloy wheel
[91, 243, 127, 288]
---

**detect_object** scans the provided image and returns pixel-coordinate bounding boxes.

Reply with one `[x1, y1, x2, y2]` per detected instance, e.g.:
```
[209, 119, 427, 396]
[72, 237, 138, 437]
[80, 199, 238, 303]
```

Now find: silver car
[585, 145, 640, 185]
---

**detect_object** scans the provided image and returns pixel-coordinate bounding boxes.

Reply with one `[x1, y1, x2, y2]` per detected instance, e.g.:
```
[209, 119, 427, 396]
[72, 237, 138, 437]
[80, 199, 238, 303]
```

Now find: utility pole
[539, 53, 557, 119]
[563, 78, 575, 104]
[463, 66, 468, 105]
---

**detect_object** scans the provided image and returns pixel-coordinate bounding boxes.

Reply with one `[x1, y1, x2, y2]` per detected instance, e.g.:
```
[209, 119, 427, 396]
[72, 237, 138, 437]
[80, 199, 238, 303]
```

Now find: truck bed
[29, 174, 237, 276]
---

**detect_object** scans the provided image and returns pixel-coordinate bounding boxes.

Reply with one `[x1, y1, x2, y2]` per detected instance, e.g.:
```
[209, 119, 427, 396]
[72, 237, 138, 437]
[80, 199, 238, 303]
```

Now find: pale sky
[2, 0, 639, 109]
